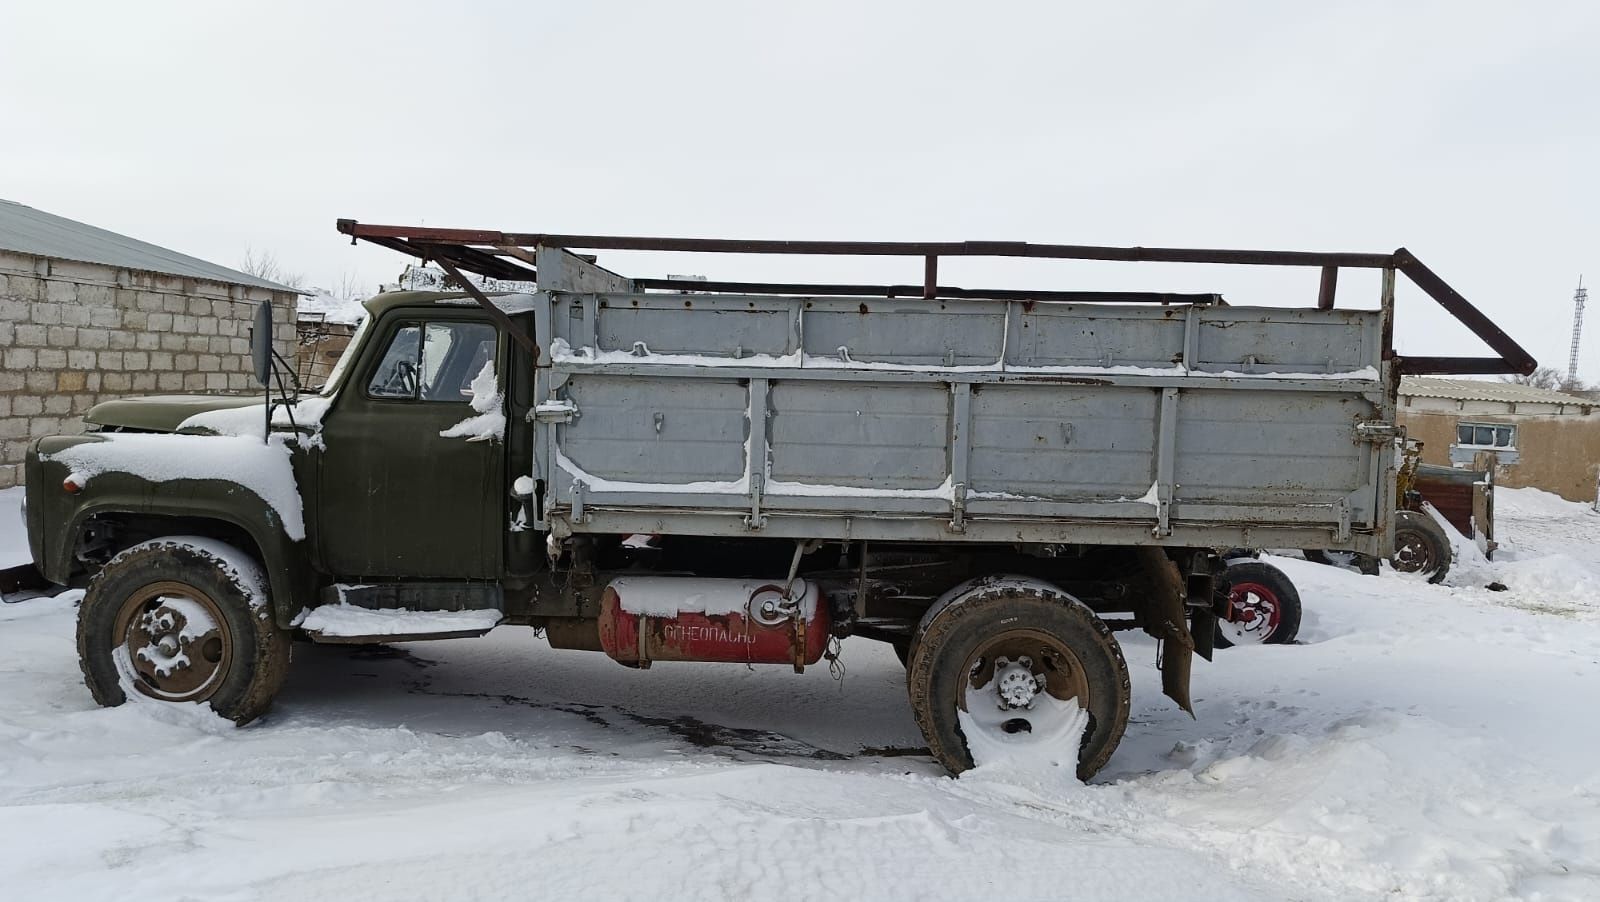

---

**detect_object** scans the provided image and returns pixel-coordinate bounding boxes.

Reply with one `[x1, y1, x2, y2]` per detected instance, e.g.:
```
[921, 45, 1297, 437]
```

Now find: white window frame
[1455, 421, 1517, 451]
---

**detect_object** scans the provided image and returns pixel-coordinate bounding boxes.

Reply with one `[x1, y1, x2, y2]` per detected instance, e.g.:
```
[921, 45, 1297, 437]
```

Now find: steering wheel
[379, 359, 419, 397]
[398, 359, 419, 397]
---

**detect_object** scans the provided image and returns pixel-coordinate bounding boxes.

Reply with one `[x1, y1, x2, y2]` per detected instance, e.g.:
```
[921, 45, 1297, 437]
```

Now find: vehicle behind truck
[19, 223, 1535, 778]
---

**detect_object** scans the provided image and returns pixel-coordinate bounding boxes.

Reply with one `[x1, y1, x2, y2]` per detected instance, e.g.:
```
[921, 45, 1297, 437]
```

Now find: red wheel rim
[1223, 580, 1281, 644]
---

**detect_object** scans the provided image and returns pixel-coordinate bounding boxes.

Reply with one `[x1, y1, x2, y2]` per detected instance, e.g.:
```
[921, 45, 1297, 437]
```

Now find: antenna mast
[1570, 277, 1588, 389]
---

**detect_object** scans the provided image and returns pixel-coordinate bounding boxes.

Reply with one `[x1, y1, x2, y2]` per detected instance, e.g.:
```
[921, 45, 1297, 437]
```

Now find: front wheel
[77, 537, 291, 722]
[907, 583, 1130, 780]
[1214, 560, 1302, 648]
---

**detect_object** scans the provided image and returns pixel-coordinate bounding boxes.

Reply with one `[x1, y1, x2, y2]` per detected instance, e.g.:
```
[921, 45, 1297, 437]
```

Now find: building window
[1456, 421, 1516, 450]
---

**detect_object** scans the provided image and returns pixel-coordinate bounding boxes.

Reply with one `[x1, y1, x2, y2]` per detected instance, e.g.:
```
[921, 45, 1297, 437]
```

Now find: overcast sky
[3, 1, 1596, 378]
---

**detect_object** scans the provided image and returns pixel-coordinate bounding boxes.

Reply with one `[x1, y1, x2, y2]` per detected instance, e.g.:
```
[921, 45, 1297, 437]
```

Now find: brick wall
[0, 250, 298, 488]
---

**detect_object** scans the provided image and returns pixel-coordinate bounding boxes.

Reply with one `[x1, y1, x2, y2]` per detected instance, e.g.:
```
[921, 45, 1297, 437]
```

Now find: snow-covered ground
[2, 487, 1598, 901]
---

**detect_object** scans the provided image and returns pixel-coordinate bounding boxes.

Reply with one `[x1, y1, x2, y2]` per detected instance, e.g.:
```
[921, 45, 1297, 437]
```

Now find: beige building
[0, 199, 300, 488]
[1398, 377, 1600, 503]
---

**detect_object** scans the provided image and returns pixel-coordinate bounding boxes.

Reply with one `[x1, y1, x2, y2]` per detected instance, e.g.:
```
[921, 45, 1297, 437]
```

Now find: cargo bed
[532, 290, 1393, 554]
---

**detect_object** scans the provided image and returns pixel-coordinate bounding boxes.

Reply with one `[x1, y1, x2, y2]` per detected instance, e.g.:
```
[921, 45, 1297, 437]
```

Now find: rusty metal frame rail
[335, 219, 1536, 376]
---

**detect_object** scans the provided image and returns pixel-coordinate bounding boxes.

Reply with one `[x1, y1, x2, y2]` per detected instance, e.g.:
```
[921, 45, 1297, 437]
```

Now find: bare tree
[1503, 366, 1586, 393]
[328, 270, 370, 302]
[239, 247, 307, 291]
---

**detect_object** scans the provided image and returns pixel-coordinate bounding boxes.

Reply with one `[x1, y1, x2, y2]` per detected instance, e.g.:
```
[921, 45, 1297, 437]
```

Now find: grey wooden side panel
[558, 376, 748, 484]
[1172, 388, 1375, 514]
[801, 299, 1005, 366]
[968, 384, 1157, 499]
[1192, 307, 1376, 374]
[595, 304, 795, 357]
[1005, 305, 1186, 369]
[768, 381, 950, 490]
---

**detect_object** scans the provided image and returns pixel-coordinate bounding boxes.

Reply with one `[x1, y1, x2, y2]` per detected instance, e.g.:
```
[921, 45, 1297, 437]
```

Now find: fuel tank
[598, 577, 831, 672]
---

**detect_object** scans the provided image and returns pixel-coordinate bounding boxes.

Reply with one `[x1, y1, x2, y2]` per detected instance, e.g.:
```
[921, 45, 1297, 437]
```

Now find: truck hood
[84, 394, 263, 433]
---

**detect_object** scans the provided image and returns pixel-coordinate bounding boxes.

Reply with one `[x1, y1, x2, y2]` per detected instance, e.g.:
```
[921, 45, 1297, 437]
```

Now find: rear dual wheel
[906, 583, 1130, 780]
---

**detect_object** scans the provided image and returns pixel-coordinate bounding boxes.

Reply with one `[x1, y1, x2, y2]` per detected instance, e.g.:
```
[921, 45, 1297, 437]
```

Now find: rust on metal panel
[923, 255, 938, 299]
[337, 219, 508, 244]
[1412, 470, 1480, 537]
[997, 375, 1113, 386]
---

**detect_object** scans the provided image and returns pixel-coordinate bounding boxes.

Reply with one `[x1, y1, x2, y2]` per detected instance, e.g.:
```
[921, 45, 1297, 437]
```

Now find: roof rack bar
[1393, 248, 1538, 376]
[335, 219, 1538, 377]
[1317, 266, 1338, 310]
[633, 278, 1221, 305]
[337, 220, 1394, 269]
[1395, 356, 1529, 376]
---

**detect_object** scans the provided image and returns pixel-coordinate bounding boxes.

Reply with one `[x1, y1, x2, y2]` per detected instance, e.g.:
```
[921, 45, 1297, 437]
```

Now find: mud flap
[1190, 560, 1221, 663]
[1191, 607, 1217, 662]
[1135, 548, 1195, 715]
[0, 563, 70, 604]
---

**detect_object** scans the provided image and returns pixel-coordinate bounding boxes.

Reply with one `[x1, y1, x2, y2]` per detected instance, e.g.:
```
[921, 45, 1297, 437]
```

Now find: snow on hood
[42, 433, 307, 540]
[179, 397, 334, 448]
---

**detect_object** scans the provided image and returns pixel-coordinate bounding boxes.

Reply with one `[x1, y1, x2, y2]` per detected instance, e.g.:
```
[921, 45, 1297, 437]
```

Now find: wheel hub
[954, 628, 1095, 767]
[993, 656, 1041, 709]
[1222, 581, 1281, 644]
[1394, 537, 1431, 571]
[962, 633, 1088, 709]
[114, 581, 232, 703]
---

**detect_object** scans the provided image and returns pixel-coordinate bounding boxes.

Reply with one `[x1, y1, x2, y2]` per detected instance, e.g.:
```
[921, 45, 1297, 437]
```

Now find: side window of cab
[367, 320, 498, 402]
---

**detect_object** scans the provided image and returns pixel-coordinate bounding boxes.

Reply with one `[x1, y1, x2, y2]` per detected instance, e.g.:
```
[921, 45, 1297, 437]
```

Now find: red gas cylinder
[598, 577, 831, 672]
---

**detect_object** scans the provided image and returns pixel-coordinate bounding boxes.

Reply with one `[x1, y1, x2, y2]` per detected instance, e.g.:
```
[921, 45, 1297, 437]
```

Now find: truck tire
[906, 583, 1130, 780]
[1391, 509, 1451, 584]
[1214, 560, 1302, 648]
[77, 537, 291, 724]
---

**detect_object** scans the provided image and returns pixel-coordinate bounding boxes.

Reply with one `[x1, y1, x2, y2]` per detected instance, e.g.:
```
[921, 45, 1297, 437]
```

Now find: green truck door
[316, 314, 504, 578]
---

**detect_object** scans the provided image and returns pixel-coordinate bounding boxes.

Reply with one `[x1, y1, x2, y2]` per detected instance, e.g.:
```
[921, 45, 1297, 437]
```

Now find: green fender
[27, 435, 318, 628]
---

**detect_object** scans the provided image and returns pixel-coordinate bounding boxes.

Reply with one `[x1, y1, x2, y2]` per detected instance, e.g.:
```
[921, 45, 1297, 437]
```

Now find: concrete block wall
[0, 250, 298, 488]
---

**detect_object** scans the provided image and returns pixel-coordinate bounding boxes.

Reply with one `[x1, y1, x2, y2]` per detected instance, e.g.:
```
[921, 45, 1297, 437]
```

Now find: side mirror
[251, 301, 273, 387]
